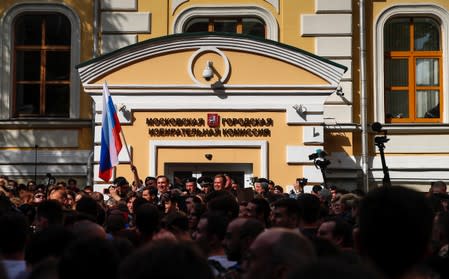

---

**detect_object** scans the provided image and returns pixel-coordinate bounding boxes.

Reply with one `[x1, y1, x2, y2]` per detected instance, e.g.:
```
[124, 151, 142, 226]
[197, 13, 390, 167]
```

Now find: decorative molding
[303, 126, 324, 144]
[101, 12, 151, 33]
[0, 130, 79, 148]
[264, 0, 279, 13]
[187, 47, 230, 86]
[0, 150, 90, 164]
[315, 0, 352, 13]
[302, 14, 352, 36]
[0, 120, 91, 128]
[386, 134, 449, 153]
[316, 37, 352, 57]
[100, 0, 137, 10]
[78, 34, 346, 86]
[0, 165, 88, 177]
[171, 0, 188, 14]
[101, 34, 137, 54]
[148, 140, 268, 177]
[0, 3, 81, 119]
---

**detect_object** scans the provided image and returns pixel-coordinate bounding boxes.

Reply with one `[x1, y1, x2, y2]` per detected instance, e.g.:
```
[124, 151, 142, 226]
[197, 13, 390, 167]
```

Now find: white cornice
[78, 35, 346, 87]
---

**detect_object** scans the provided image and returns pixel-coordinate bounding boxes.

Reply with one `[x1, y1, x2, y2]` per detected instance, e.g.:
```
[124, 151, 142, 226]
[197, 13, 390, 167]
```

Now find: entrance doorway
[165, 163, 253, 188]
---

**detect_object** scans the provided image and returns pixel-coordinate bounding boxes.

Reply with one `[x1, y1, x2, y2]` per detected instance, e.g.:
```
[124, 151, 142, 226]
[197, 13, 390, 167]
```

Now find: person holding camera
[289, 178, 306, 199]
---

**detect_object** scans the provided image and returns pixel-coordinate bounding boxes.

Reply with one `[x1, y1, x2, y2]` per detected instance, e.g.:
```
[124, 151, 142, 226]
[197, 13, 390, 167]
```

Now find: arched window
[184, 17, 266, 38]
[14, 13, 71, 117]
[173, 6, 278, 41]
[384, 17, 442, 123]
[0, 4, 80, 119]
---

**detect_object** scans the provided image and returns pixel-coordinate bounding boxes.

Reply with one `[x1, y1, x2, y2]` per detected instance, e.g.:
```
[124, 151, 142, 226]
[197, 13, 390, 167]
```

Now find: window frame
[13, 13, 72, 117]
[0, 3, 81, 120]
[173, 5, 278, 41]
[184, 16, 266, 38]
[375, 4, 449, 125]
[384, 17, 443, 123]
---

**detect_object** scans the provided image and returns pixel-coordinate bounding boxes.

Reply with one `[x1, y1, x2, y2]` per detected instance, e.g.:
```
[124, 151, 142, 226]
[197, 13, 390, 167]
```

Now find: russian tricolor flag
[99, 82, 123, 181]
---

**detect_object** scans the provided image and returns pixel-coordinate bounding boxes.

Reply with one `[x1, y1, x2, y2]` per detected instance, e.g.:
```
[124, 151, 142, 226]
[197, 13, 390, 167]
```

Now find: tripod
[373, 123, 392, 187]
[309, 150, 330, 189]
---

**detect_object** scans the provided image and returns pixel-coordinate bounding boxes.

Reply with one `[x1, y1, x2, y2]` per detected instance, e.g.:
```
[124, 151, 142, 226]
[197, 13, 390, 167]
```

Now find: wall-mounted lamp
[117, 103, 127, 112]
[202, 60, 214, 81]
[117, 103, 131, 121]
[293, 104, 307, 119]
[336, 85, 344, 97]
[205, 153, 213, 160]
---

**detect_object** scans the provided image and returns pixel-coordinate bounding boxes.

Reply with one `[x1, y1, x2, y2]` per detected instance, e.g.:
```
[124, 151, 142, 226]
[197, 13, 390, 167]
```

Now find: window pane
[45, 14, 71, 45]
[45, 85, 70, 117]
[15, 51, 41, 81]
[416, 58, 439, 86]
[214, 19, 237, 33]
[384, 18, 410, 51]
[385, 90, 409, 118]
[185, 18, 209, 33]
[15, 15, 41, 45]
[242, 18, 265, 37]
[46, 51, 70, 81]
[15, 84, 40, 114]
[416, 90, 439, 118]
[385, 58, 408, 87]
[414, 18, 440, 51]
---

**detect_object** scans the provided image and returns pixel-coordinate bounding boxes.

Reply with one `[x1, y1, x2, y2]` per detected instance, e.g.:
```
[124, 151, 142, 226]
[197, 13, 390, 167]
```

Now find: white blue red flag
[99, 82, 123, 181]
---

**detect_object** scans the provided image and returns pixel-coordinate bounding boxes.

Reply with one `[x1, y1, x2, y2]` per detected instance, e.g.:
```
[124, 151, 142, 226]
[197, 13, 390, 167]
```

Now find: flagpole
[120, 129, 132, 164]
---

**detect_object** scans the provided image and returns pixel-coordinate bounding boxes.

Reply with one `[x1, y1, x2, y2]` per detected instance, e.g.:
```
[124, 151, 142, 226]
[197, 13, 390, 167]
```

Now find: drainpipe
[359, 0, 369, 192]
[87, 0, 100, 187]
[93, 0, 100, 57]
[86, 151, 94, 186]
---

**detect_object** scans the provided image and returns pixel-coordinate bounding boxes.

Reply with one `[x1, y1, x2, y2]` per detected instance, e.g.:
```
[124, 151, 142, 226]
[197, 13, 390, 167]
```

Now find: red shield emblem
[207, 113, 220, 128]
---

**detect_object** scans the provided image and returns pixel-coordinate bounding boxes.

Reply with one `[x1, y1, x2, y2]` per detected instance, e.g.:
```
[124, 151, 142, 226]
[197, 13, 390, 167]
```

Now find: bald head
[244, 228, 316, 279]
[223, 218, 264, 262]
[71, 220, 106, 240]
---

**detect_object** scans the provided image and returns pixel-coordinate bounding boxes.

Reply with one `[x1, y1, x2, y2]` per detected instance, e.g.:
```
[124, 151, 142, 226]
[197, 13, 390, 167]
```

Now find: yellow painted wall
[280, 0, 315, 52]
[97, 49, 327, 85]
[165, 0, 315, 52]
[138, 0, 168, 40]
[116, 111, 306, 188]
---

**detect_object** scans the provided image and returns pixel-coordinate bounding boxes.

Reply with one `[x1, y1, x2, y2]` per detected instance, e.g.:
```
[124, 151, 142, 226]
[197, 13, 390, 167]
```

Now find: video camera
[308, 149, 331, 169]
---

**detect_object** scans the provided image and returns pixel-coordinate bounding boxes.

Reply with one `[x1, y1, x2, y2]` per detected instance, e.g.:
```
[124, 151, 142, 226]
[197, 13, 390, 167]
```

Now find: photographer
[290, 178, 307, 198]
[105, 185, 122, 203]
[105, 177, 131, 204]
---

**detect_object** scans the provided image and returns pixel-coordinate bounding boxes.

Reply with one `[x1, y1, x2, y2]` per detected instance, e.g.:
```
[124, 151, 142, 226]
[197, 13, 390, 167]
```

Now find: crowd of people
[0, 168, 448, 279]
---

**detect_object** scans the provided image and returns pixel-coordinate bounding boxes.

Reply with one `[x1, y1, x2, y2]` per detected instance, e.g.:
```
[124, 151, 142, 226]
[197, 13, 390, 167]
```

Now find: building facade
[2, 0, 449, 191]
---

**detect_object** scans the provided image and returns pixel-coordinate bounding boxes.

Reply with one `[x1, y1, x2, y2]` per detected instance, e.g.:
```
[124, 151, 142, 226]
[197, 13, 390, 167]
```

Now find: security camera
[202, 61, 214, 81]
[336, 85, 344, 97]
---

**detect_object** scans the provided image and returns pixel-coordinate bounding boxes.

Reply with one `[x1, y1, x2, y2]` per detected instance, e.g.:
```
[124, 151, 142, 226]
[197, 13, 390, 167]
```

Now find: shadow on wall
[100, 8, 141, 54]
